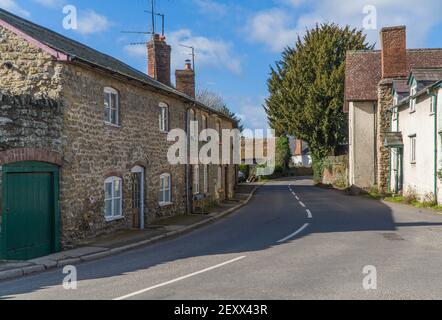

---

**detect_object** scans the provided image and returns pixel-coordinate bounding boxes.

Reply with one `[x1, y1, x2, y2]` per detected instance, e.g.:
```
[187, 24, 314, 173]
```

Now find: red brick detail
[0, 148, 63, 166]
[175, 68, 195, 98]
[147, 34, 171, 86]
[381, 26, 407, 79]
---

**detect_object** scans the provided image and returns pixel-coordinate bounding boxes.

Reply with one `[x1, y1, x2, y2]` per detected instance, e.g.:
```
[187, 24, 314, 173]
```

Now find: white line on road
[306, 209, 313, 219]
[295, 196, 300, 200]
[277, 223, 310, 243]
[299, 201, 306, 208]
[113, 256, 246, 300]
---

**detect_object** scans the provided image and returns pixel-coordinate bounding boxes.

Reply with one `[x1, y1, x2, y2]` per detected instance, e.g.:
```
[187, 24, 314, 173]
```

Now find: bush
[404, 187, 418, 204]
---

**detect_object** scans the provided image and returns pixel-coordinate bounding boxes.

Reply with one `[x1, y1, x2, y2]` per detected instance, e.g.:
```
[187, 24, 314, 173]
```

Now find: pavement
[0, 183, 259, 281]
[2, 177, 442, 300]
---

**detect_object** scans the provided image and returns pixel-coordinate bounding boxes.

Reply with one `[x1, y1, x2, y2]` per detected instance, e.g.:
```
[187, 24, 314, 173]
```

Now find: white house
[386, 68, 442, 203]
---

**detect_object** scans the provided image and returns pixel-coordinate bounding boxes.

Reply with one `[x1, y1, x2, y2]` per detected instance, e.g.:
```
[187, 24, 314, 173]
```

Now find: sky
[2, 0, 442, 130]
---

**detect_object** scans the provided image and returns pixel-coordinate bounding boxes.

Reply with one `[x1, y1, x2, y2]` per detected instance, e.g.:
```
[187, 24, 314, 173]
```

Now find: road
[2, 177, 442, 300]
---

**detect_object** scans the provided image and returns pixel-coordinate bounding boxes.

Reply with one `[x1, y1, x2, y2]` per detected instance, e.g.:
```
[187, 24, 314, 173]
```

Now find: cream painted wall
[348, 101, 376, 189]
[397, 93, 437, 200]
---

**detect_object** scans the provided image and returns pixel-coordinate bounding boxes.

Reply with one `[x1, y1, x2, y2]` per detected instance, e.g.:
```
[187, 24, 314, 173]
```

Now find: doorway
[131, 166, 145, 230]
[0, 161, 60, 260]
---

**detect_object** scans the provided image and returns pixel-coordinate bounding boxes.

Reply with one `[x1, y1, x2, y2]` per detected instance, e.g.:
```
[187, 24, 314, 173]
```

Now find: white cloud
[75, 10, 111, 35]
[193, 0, 227, 16]
[246, 0, 442, 50]
[0, 0, 30, 17]
[123, 29, 242, 75]
[124, 43, 146, 57]
[32, 0, 64, 8]
[169, 29, 242, 75]
[245, 9, 311, 52]
[235, 96, 269, 130]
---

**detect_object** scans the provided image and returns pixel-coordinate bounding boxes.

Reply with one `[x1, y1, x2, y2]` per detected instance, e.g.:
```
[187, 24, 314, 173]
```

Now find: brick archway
[0, 148, 63, 166]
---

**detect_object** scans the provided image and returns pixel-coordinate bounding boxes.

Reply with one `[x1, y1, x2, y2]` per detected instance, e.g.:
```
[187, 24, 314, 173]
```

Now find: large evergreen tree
[265, 24, 372, 169]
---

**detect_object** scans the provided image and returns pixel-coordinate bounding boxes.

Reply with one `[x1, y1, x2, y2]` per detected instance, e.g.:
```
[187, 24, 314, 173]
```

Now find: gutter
[427, 85, 440, 204]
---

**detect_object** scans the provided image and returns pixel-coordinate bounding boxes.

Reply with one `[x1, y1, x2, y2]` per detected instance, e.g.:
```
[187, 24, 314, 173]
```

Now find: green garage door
[1, 162, 60, 261]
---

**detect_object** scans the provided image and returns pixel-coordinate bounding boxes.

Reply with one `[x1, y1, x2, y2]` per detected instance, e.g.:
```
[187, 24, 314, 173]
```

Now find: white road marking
[295, 196, 300, 200]
[306, 209, 313, 219]
[113, 256, 246, 300]
[299, 201, 306, 208]
[277, 223, 310, 243]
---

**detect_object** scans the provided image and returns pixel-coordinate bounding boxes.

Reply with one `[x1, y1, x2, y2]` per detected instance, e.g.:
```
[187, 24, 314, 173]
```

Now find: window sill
[160, 130, 169, 134]
[410, 162, 416, 165]
[105, 122, 121, 128]
[409, 110, 416, 114]
[159, 202, 173, 207]
[430, 112, 435, 116]
[105, 215, 124, 222]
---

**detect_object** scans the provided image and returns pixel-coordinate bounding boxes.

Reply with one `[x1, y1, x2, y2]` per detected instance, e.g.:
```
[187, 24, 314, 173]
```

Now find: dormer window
[410, 79, 417, 113]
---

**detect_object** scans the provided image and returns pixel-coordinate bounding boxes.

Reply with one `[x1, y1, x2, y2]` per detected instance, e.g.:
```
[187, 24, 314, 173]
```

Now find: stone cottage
[345, 26, 442, 192]
[0, 8, 237, 260]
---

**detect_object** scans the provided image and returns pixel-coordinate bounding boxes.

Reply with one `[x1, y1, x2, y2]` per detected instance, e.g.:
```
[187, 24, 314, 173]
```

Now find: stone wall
[322, 155, 348, 188]
[59, 63, 188, 246]
[377, 80, 393, 193]
[0, 26, 63, 97]
[0, 93, 63, 152]
[0, 93, 63, 232]
[0, 25, 237, 249]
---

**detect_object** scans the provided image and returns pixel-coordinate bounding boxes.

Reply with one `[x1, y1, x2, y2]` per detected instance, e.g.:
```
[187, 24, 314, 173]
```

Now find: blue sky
[2, 0, 442, 130]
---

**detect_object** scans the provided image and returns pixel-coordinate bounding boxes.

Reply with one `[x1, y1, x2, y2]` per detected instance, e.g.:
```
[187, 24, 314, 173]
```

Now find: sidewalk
[0, 183, 261, 281]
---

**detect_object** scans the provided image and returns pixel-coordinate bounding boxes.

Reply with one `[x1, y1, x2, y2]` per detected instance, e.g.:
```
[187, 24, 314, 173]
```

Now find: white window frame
[188, 109, 198, 141]
[104, 87, 119, 126]
[410, 135, 417, 164]
[159, 173, 172, 205]
[203, 165, 208, 194]
[193, 165, 200, 195]
[159, 102, 169, 132]
[410, 80, 417, 113]
[104, 176, 123, 221]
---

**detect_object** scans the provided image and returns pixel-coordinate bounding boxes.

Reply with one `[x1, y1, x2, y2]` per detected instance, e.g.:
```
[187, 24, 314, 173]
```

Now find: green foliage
[264, 23, 372, 161]
[275, 135, 292, 173]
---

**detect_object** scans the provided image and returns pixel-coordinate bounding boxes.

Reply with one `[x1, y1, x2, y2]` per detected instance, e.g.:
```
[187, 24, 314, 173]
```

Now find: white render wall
[396, 92, 438, 200]
[348, 101, 376, 188]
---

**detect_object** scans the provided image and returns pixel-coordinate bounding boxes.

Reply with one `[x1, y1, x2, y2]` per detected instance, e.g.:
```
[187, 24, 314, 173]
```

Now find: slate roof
[410, 68, 442, 82]
[392, 79, 409, 94]
[0, 8, 233, 121]
[344, 48, 442, 112]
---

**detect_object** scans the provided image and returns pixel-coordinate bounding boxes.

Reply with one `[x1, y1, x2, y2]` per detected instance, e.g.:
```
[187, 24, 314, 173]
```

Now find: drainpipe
[427, 88, 439, 204]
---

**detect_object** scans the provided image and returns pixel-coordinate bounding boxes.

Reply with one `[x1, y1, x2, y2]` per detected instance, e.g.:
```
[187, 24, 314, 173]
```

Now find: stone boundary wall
[322, 155, 349, 188]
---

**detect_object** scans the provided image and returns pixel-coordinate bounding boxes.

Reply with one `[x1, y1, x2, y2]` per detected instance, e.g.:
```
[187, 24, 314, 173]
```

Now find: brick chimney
[175, 59, 195, 98]
[380, 26, 407, 79]
[147, 34, 171, 86]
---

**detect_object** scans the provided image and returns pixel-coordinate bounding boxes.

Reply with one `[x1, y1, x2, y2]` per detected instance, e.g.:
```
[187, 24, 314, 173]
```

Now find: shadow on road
[2, 177, 442, 298]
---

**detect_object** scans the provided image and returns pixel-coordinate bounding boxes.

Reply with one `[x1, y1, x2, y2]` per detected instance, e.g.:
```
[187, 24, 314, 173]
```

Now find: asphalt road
[2, 177, 442, 300]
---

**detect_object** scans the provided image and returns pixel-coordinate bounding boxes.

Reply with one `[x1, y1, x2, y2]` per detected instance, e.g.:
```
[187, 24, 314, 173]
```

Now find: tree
[197, 89, 243, 132]
[196, 88, 225, 110]
[264, 24, 372, 175]
[218, 105, 244, 132]
[275, 135, 292, 174]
